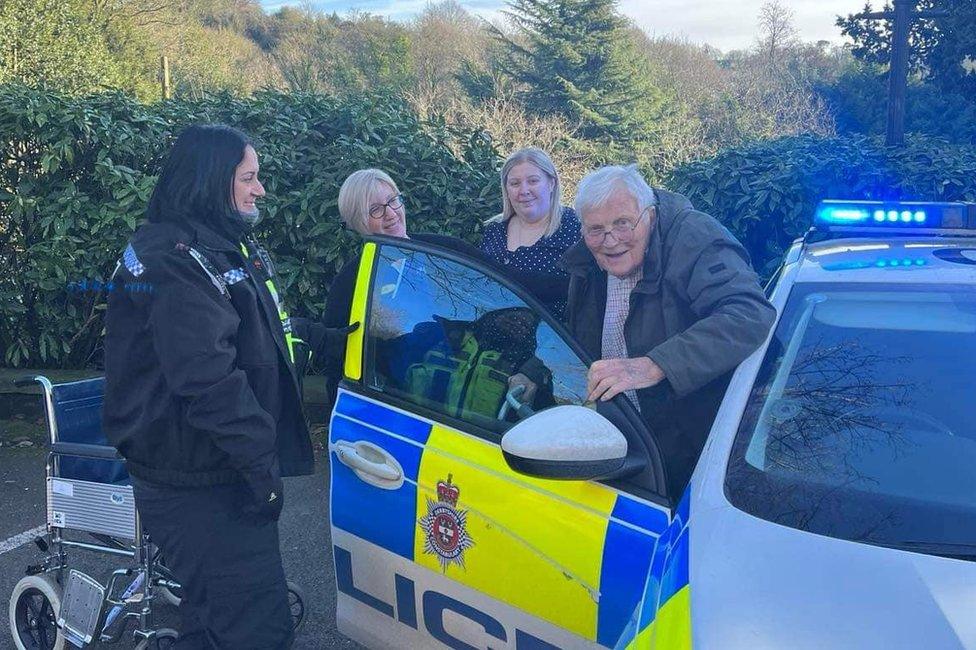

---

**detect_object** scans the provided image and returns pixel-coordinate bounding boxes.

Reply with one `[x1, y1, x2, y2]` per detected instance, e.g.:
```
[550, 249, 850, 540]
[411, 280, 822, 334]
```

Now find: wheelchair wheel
[8, 574, 65, 650]
[134, 627, 178, 649]
[286, 581, 306, 632]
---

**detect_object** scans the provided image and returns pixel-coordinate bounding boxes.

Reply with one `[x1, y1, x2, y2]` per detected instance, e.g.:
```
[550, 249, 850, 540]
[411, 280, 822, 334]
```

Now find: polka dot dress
[480, 207, 581, 318]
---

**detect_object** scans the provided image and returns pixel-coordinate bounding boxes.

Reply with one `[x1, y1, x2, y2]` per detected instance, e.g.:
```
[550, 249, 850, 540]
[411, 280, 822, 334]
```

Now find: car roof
[794, 236, 976, 284]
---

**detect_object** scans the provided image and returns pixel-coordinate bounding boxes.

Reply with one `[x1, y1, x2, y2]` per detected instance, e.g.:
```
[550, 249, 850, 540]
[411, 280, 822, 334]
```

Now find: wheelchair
[7, 376, 307, 649]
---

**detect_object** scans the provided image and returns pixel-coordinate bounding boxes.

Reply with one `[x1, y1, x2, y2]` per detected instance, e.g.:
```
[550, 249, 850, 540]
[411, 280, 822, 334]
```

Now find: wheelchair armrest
[51, 442, 122, 461]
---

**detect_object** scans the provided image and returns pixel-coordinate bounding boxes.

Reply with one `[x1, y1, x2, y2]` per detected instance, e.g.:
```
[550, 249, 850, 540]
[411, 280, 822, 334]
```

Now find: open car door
[328, 236, 676, 649]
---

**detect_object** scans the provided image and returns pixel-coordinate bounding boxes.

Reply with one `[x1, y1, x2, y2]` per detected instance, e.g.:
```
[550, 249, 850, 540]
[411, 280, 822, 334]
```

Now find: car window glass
[726, 282, 976, 559]
[365, 245, 589, 437]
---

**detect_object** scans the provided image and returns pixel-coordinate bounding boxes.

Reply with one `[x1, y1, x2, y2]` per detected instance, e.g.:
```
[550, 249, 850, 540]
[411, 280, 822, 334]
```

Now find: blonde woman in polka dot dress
[481, 147, 581, 319]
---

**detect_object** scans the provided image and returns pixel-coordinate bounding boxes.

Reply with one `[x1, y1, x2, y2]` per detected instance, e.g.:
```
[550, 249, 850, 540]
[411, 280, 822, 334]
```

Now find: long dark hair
[147, 124, 252, 226]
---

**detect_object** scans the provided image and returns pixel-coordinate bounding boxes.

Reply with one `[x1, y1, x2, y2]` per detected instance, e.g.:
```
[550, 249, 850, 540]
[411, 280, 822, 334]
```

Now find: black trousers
[131, 478, 294, 650]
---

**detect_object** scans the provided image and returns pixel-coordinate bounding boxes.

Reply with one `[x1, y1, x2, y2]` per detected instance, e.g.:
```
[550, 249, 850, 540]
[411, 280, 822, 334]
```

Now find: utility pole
[160, 56, 171, 101]
[856, 0, 947, 146]
[886, 0, 912, 146]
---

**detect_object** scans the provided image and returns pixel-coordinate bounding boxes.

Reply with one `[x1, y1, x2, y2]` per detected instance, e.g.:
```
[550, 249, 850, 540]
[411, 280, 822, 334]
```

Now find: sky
[258, 1, 873, 52]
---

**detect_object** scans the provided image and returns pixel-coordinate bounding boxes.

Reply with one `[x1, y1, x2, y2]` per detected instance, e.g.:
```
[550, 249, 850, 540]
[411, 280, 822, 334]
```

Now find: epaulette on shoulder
[171, 242, 251, 296]
[123, 243, 145, 277]
[175, 242, 231, 299]
[179, 246, 250, 290]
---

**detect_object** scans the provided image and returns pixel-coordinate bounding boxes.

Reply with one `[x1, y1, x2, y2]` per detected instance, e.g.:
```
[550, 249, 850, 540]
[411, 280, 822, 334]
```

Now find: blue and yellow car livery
[330, 390, 682, 649]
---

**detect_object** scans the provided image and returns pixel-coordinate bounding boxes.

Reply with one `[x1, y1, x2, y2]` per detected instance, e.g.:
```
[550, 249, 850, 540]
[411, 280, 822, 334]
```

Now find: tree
[335, 12, 414, 92]
[268, 7, 343, 93]
[407, 1, 488, 116]
[837, 0, 976, 94]
[490, 0, 663, 145]
[0, 0, 124, 93]
[831, 1, 976, 143]
[757, 1, 798, 66]
[110, 0, 280, 99]
[627, 30, 838, 171]
[822, 63, 976, 143]
[270, 9, 412, 95]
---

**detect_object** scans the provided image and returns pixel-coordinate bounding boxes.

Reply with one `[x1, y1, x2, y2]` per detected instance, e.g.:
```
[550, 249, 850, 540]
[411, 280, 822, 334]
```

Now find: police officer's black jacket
[103, 215, 314, 502]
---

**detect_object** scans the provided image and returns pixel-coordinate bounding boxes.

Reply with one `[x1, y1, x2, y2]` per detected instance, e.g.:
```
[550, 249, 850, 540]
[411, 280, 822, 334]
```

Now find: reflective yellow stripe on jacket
[240, 243, 298, 364]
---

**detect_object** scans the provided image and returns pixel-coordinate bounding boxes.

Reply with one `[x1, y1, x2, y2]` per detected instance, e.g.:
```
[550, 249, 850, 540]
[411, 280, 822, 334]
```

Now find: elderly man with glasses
[560, 164, 776, 496]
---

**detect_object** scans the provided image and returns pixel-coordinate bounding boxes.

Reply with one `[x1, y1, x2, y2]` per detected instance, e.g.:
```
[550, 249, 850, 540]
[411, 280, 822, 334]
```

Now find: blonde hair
[337, 168, 402, 235]
[486, 147, 563, 238]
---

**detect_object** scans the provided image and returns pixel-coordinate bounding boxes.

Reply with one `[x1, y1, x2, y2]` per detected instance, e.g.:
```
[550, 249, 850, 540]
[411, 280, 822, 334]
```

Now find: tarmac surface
[0, 445, 361, 649]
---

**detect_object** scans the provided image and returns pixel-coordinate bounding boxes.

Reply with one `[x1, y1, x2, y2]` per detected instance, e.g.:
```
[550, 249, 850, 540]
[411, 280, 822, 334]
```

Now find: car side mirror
[501, 405, 628, 480]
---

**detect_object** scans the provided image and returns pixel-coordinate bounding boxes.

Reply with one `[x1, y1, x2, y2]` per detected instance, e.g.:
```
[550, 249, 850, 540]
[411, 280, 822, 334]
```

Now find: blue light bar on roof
[821, 207, 870, 223]
[816, 200, 975, 232]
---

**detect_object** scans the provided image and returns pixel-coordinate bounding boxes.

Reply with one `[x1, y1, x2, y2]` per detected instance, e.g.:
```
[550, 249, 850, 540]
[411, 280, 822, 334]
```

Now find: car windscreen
[725, 282, 976, 561]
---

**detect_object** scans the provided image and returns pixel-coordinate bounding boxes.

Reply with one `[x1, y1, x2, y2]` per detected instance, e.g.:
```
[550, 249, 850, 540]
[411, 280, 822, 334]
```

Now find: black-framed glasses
[582, 205, 654, 245]
[368, 194, 404, 220]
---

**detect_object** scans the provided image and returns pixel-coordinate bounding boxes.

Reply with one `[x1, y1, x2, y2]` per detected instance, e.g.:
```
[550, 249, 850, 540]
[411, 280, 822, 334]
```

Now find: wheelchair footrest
[58, 570, 105, 648]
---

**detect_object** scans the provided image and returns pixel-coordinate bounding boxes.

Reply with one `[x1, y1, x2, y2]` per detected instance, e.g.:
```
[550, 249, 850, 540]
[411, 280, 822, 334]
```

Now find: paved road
[0, 446, 360, 649]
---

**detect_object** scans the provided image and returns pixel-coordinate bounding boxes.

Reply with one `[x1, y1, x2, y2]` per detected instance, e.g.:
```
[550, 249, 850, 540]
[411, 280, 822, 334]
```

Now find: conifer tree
[490, 0, 663, 145]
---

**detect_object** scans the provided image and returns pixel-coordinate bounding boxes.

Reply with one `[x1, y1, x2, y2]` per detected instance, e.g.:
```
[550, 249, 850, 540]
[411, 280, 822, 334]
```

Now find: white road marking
[0, 525, 46, 557]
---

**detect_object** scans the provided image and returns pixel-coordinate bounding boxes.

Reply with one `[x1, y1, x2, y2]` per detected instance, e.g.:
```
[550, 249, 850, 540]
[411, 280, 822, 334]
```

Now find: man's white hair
[574, 164, 656, 218]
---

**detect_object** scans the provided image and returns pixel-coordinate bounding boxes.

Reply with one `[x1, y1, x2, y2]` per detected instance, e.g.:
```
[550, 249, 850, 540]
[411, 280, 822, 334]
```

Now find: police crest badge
[418, 474, 474, 572]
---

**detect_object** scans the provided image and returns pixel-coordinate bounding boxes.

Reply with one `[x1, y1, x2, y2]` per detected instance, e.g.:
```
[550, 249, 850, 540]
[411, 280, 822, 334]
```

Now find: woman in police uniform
[103, 125, 313, 649]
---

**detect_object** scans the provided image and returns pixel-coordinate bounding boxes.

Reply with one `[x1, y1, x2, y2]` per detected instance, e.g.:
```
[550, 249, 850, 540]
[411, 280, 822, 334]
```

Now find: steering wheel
[497, 384, 535, 421]
[832, 404, 954, 437]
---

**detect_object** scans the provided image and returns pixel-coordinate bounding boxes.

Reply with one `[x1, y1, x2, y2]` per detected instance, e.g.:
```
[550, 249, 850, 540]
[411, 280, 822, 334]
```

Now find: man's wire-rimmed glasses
[582, 205, 654, 245]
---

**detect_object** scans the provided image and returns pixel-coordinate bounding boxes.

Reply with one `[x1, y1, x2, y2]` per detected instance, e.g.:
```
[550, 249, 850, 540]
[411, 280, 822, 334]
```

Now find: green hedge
[3, 85, 976, 370]
[0, 85, 499, 368]
[667, 134, 976, 275]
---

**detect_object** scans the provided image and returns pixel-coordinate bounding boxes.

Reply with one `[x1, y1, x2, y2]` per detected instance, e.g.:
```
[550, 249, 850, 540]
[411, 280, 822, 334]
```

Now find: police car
[327, 200, 976, 650]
